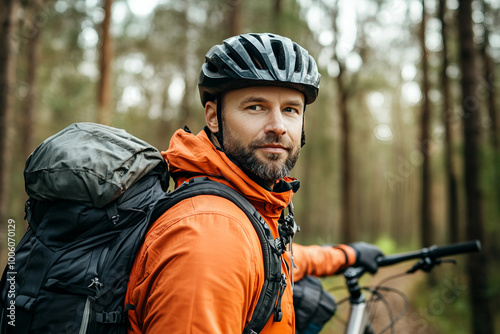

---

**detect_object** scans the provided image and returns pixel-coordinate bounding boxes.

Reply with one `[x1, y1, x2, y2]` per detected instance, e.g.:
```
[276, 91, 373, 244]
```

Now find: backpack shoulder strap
[150, 177, 285, 334]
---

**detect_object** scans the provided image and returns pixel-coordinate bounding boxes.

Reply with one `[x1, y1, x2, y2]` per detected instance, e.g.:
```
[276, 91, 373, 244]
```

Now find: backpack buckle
[96, 311, 121, 324]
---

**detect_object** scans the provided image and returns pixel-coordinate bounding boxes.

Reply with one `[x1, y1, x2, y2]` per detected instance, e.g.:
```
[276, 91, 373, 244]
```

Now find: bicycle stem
[344, 267, 374, 334]
[344, 267, 365, 304]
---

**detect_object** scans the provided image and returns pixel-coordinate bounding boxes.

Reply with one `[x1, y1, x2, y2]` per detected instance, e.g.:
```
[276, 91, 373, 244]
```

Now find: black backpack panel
[0, 171, 166, 334]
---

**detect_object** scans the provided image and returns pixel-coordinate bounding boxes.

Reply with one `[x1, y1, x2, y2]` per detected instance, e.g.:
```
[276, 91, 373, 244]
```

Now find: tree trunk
[0, 0, 20, 239]
[227, 0, 242, 36]
[97, 0, 113, 125]
[331, 1, 353, 243]
[338, 70, 352, 243]
[458, 1, 495, 333]
[479, 0, 500, 209]
[274, 0, 282, 15]
[419, 0, 432, 248]
[179, 4, 191, 129]
[480, 1, 498, 151]
[272, 0, 282, 34]
[22, 0, 43, 159]
[482, 40, 498, 150]
[438, 0, 459, 243]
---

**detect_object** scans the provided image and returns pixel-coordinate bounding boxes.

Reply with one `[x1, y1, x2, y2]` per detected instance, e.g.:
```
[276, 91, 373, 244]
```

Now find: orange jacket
[125, 128, 356, 333]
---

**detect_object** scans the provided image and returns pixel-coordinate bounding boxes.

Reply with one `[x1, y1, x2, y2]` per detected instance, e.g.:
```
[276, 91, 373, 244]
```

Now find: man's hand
[348, 242, 384, 274]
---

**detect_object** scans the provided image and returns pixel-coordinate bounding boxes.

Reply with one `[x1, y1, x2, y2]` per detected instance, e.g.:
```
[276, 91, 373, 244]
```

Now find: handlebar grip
[376, 240, 481, 267]
[430, 240, 481, 258]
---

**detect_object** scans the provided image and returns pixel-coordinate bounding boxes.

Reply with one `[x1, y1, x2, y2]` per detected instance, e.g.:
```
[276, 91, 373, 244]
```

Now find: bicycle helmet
[198, 33, 321, 106]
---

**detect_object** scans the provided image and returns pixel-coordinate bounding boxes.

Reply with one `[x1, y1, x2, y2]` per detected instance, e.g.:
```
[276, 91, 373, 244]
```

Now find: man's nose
[264, 108, 286, 136]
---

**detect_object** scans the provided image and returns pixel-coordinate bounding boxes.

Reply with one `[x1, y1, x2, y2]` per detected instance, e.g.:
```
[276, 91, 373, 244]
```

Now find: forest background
[0, 0, 499, 333]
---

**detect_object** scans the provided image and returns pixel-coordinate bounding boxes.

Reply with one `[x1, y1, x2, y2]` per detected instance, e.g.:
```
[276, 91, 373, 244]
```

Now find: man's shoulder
[132, 193, 265, 279]
[160, 192, 252, 224]
[144, 193, 261, 247]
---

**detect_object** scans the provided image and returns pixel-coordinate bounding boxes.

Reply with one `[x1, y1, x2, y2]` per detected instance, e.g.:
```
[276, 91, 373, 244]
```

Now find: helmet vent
[227, 50, 249, 70]
[250, 33, 264, 45]
[293, 44, 303, 73]
[307, 57, 314, 75]
[206, 59, 218, 73]
[242, 40, 266, 70]
[271, 41, 286, 71]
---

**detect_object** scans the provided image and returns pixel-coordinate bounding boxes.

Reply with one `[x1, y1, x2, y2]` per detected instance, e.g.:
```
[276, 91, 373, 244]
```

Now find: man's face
[220, 86, 305, 185]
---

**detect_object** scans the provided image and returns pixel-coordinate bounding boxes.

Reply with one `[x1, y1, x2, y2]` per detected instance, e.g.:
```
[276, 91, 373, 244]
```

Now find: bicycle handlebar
[340, 240, 481, 333]
[376, 240, 481, 267]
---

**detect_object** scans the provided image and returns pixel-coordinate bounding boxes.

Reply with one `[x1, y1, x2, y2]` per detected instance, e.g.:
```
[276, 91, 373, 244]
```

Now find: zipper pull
[88, 277, 104, 298]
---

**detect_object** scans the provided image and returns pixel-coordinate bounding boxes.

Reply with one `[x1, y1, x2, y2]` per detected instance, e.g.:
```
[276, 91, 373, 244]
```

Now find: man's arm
[290, 242, 384, 281]
[290, 243, 356, 282]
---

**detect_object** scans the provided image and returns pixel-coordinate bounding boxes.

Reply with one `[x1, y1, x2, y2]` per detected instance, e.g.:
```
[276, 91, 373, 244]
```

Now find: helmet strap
[300, 106, 307, 147]
[216, 94, 224, 150]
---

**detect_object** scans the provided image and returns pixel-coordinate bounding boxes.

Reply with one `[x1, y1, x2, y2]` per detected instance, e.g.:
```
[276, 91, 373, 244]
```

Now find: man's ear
[204, 100, 218, 133]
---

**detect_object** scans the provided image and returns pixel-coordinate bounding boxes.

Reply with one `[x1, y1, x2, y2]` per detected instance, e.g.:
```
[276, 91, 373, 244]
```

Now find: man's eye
[283, 107, 298, 113]
[248, 105, 263, 111]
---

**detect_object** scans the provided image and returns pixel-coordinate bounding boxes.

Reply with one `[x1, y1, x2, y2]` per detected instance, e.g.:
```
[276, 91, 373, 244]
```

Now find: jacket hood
[163, 128, 299, 217]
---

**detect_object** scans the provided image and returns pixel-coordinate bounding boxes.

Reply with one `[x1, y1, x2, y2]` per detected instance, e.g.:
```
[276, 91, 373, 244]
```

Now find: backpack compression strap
[149, 177, 286, 334]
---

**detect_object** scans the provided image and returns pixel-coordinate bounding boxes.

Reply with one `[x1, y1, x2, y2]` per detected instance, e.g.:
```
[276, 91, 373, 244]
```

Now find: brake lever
[406, 257, 457, 274]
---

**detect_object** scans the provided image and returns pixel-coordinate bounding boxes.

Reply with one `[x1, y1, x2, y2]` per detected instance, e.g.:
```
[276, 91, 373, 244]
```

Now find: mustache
[250, 134, 293, 150]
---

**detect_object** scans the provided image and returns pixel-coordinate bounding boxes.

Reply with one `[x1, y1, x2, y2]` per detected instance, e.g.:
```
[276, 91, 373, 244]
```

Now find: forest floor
[322, 262, 440, 334]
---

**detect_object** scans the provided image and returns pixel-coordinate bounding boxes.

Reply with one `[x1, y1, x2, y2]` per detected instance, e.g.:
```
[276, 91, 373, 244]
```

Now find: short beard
[223, 128, 300, 184]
